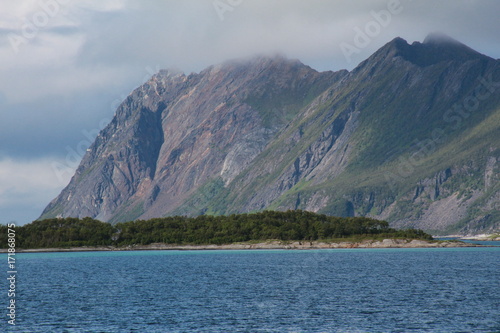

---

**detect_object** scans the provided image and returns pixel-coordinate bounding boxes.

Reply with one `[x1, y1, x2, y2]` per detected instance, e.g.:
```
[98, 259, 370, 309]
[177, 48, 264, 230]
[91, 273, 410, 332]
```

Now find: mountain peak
[220, 53, 307, 71]
[423, 32, 461, 45]
[363, 33, 488, 68]
[40, 35, 500, 234]
[421, 32, 482, 57]
[158, 67, 184, 78]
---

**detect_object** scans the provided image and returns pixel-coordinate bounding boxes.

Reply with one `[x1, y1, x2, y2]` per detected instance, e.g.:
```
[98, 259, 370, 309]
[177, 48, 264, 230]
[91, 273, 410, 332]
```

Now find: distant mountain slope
[41, 34, 500, 235]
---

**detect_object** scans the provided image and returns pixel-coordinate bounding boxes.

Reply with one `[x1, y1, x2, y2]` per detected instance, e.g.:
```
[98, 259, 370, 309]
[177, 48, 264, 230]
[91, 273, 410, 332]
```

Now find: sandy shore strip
[0, 239, 484, 253]
[438, 234, 500, 241]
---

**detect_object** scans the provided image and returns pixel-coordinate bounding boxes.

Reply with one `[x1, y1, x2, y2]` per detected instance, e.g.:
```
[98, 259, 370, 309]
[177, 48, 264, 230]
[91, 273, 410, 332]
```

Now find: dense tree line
[1, 211, 432, 248]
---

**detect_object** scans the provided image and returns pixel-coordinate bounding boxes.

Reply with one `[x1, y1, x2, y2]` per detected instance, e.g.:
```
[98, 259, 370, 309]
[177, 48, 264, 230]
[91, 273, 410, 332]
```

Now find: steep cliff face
[41, 35, 500, 234]
[41, 56, 341, 222]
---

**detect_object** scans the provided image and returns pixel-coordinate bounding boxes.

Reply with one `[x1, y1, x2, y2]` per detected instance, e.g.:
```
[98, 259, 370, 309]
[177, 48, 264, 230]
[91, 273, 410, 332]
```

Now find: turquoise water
[2, 248, 499, 332]
[437, 238, 500, 247]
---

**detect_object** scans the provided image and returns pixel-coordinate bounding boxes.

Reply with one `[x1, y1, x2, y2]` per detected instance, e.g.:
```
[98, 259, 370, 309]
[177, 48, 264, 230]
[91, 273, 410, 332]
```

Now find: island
[1, 211, 478, 252]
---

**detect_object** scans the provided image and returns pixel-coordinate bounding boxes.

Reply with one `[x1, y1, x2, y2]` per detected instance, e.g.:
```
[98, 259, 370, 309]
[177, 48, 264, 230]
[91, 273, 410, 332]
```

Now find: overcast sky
[1, 0, 499, 224]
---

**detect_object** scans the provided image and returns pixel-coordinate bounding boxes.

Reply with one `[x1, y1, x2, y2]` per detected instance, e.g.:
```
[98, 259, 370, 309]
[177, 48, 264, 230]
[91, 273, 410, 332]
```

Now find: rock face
[41, 35, 500, 234]
[42, 56, 341, 222]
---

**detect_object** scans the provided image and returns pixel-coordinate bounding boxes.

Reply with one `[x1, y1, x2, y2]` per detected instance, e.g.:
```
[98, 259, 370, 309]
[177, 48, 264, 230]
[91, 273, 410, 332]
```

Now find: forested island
[1, 210, 434, 249]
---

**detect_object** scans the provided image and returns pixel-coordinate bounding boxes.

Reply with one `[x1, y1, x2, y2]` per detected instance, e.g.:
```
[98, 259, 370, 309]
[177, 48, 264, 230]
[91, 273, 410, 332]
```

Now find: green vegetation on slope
[1, 211, 431, 249]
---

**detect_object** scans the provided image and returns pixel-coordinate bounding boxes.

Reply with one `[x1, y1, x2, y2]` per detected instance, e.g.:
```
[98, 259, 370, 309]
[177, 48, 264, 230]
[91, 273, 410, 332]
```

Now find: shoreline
[1, 239, 484, 253]
[436, 234, 500, 241]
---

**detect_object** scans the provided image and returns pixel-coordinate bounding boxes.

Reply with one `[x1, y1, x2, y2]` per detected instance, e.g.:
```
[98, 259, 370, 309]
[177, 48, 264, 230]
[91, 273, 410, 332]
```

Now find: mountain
[41, 34, 500, 235]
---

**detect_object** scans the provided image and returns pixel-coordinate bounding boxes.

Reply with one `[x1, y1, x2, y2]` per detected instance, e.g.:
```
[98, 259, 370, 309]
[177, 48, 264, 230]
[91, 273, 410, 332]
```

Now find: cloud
[1, 0, 499, 223]
[0, 157, 72, 224]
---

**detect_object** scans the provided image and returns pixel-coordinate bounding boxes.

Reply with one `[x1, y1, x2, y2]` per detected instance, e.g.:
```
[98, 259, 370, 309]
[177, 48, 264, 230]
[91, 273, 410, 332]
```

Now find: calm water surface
[2, 248, 499, 332]
[437, 238, 500, 247]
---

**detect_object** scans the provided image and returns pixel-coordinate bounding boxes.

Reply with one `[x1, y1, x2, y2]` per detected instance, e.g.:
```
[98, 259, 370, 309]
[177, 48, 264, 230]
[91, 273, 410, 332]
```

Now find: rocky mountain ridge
[41, 34, 500, 234]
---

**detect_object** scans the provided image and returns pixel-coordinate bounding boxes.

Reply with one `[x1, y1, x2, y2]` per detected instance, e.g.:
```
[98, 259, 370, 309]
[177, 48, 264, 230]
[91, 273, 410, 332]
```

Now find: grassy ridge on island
[1, 210, 432, 249]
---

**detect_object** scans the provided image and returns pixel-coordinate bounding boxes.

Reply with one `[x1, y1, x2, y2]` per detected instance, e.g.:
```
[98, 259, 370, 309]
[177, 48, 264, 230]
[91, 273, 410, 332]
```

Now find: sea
[2, 247, 499, 333]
